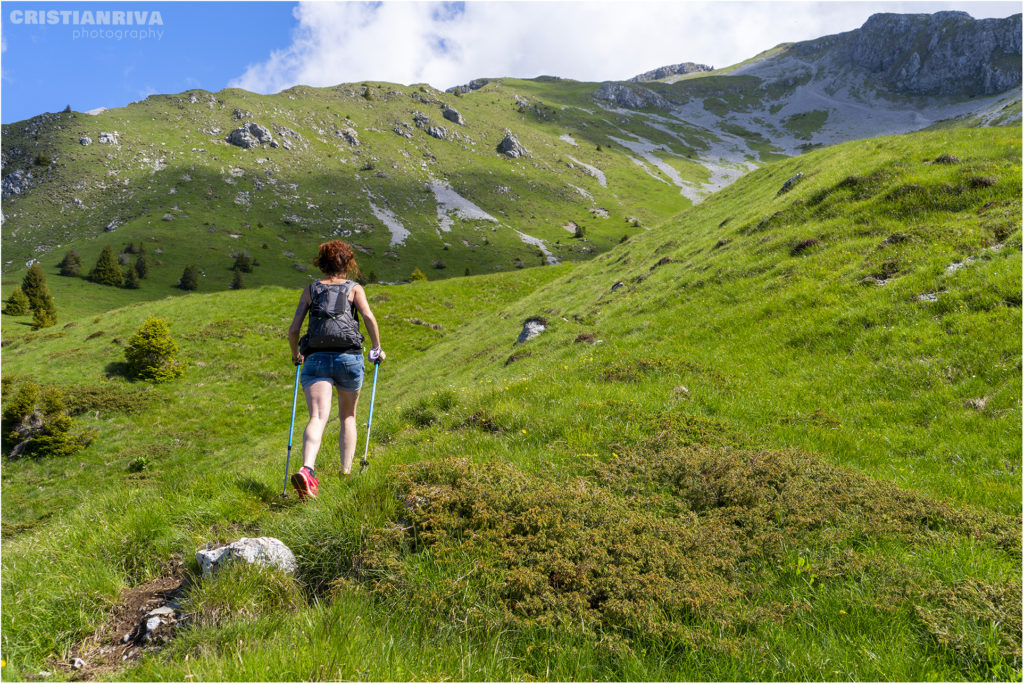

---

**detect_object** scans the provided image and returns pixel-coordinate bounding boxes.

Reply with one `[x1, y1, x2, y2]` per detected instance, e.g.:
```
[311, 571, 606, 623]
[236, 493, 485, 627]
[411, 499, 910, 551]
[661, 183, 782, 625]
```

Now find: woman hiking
[287, 240, 385, 499]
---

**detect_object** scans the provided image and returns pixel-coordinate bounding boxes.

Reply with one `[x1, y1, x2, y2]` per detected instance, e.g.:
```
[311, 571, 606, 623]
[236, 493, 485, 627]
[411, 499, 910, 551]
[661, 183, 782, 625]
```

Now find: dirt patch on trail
[65, 561, 188, 680]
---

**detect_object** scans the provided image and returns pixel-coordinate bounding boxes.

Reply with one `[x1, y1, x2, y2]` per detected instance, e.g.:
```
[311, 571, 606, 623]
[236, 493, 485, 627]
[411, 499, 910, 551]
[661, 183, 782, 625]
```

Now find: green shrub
[31, 307, 56, 330]
[124, 317, 185, 382]
[2, 383, 93, 459]
[88, 245, 124, 287]
[58, 250, 83, 277]
[410, 268, 428, 282]
[3, 288, 30, 316]
[178, 265, 199, 291]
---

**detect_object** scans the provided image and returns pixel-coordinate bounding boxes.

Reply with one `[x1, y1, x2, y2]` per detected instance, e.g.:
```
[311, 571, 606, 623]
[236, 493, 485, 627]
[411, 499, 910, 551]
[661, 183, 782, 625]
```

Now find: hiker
[287, 240, 385, 498]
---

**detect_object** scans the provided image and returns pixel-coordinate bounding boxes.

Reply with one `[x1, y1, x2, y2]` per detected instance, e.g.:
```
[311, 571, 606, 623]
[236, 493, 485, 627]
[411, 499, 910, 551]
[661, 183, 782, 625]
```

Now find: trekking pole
[359, 360, 381, 474]
[282, 363, 301, 496]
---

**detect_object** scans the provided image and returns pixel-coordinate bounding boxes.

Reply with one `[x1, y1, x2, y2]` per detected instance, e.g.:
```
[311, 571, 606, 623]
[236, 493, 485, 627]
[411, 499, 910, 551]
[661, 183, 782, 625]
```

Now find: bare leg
[337, 388, 360, 474]
[301, 380, 334, 470]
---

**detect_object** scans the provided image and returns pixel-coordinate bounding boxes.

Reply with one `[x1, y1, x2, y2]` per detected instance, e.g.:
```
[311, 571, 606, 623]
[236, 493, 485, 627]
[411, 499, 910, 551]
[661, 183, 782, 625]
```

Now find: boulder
[778, 172, 804, 195]
[442, 106, 465, 125]
[80, 136, 92, 146]
[426, 126, 448, 140]
[337, 127, 359, 146]
[227, 122, 274, 149]
[412, 111, 431, 129]
[196, 537, 297, 577]
[98, 131, 119, 144]
[515, 317, 547, 344]
[226, 127, 258, 149]
[497, 130, 529, 158]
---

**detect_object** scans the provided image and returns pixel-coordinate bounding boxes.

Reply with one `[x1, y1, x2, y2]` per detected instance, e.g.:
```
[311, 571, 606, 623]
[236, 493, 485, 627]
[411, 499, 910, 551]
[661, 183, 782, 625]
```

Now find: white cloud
[230, 1, 1021, 94]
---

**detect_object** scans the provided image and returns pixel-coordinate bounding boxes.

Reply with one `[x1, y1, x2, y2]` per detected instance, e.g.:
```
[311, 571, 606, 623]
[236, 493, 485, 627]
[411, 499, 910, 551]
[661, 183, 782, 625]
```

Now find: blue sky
[1, 2, 297, 122]
[2, 1, 1019, 124]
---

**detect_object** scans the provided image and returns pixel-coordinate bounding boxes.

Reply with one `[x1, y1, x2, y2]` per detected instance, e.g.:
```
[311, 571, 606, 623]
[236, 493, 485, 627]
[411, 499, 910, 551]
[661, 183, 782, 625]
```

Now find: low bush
[2, 382, 94, 459]
[124, 317, 185, 382]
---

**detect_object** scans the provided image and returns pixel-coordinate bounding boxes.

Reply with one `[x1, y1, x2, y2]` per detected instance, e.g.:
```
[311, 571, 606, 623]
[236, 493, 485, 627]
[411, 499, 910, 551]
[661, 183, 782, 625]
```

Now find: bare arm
[352, 284, 382, 352]
[287, 286, 311, 365]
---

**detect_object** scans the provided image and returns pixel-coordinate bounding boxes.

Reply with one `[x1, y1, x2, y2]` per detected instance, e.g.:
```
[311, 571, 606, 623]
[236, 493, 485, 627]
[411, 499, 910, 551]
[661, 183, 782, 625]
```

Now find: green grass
[1, 126, 1020, 681]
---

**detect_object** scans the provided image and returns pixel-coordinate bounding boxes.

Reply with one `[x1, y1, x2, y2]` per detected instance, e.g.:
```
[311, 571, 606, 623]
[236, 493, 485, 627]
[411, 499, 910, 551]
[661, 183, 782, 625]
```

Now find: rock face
[226, 122, 274, 149]
[497, 130, 529, 158]
[593, 83, 669, 109]
[445, 78, 490, 95]
[516, 317, 547, 344]
[629, 62, 713, 82]
[337, 127, 359, 145]
[789, 11, 1021, 97]
[196, 537, 297, 577]
[442, 106, 465, 125]
[1, 169, 34, 199]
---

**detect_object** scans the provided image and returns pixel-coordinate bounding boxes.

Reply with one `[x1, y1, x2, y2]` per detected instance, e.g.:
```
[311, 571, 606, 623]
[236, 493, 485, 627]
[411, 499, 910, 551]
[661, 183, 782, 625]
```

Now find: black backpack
[299, 281, 364, 354]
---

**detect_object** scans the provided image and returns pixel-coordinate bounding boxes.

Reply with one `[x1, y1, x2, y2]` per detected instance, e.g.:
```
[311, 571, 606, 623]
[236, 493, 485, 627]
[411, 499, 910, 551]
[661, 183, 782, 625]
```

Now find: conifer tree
[124, 317, 185, 381]
[89, 245, 124, 286]
[3, 288, 30, 316]
[134, 254, 149, 279]
[21, 263, 51, 311]
[31, 307, 56, 329]
[178, 265, 199, 291]
[58, 250, 83, 277]
[124, 266, 141, 289]
[232, 251, 254, 273]
[230, 270, 245, 290]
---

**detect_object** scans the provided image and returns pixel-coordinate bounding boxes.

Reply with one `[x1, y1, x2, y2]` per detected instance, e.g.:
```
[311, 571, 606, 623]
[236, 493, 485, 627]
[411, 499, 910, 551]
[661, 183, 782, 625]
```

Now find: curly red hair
[313, 240, 360, 278]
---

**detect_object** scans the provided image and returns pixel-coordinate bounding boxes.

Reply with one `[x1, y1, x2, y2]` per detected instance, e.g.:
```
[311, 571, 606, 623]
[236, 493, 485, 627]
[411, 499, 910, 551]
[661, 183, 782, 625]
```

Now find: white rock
[147, 606, 175, 617]
[516, 317, 547, 344]
[196, 537, 297, 577]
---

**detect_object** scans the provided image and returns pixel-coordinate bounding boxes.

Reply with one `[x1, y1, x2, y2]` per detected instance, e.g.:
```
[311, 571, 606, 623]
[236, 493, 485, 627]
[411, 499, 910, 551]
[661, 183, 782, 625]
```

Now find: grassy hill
[0, 78, 717, 292]
[1, 125, 1020, 681]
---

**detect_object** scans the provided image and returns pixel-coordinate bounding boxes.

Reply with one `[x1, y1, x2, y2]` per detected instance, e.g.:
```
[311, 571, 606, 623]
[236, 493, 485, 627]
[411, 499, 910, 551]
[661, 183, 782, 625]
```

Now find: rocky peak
[628, 62, 713, 82]
[792, 11, 1022, 97]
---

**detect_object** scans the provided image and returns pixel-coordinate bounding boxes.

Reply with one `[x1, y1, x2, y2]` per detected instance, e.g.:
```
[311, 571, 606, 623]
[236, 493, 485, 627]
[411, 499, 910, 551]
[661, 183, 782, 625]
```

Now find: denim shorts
[301, 352, 364, 391]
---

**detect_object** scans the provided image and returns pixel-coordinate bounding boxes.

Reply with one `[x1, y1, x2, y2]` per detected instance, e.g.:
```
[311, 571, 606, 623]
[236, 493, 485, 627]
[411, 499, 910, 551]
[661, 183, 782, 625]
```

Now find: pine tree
[124, 317, 185, 381]
[21, 263, 50, 311]
[178, 265, 199, 291]
[3, 288, 30, 315]
[232, 251, 254, 273]
[58, 250, 83, 277]
[124, 266, 141, 289]
[230, 270, 245, 290]
[368, 270, 379, 284]
[134, 255, 149, 279]
[31, 307, 56, 329]
[410, 267, 428, 282]
[89, 245, 124, 286]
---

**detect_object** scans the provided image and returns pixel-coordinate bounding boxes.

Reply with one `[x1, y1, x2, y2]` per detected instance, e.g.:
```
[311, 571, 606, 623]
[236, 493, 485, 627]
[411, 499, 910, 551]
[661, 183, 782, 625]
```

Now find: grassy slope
[0, 78, 700, 299]
[1, 126, 1020, 681]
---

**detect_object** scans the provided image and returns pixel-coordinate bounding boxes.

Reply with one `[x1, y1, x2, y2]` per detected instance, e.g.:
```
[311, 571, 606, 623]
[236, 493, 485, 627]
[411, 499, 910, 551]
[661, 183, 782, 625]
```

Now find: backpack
[300, 281, 364, 354]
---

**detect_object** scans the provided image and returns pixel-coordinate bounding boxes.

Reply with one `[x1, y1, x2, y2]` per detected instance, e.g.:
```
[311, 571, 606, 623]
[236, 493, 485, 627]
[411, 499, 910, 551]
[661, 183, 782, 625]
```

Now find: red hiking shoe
[291, 468, 319, 500]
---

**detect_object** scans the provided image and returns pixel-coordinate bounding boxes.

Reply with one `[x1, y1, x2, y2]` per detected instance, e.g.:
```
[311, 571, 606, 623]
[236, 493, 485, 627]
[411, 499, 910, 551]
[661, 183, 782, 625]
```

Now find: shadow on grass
[104, 361, 131, 380]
